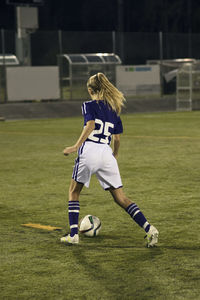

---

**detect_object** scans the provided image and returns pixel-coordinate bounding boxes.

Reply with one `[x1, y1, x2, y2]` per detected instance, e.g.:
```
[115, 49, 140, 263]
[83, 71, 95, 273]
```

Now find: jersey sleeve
[114, 116, 123, 134]
[82, 101, 95, 124]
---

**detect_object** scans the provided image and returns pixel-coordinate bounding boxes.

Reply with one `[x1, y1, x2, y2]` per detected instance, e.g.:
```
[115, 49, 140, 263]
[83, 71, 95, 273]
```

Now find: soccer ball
[79, 215, 101, 237]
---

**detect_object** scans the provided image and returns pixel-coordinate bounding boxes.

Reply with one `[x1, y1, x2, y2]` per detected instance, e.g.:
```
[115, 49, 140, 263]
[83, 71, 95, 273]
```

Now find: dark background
[0, 0, 200, 33]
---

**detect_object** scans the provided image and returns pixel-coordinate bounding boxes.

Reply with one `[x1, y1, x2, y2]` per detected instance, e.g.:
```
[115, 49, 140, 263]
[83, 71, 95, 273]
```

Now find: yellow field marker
[21, 223, 62, 231]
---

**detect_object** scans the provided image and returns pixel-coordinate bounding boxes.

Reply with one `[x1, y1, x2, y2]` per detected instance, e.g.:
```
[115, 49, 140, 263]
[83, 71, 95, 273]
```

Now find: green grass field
[0, 111, 200, 300]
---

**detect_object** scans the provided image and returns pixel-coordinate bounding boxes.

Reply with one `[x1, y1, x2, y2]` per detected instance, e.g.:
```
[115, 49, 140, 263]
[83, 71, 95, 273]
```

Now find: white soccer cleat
[146, 225, 159, 247]
[60, 234, 79, 244]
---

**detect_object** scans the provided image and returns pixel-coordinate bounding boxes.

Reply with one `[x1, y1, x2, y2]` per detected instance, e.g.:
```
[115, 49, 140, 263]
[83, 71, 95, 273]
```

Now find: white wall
[6, 66, 60, 101]
[116, 65, 160, 96]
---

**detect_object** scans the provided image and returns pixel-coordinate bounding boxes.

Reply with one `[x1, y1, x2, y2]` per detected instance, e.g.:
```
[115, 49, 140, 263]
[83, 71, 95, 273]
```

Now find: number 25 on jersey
[88, 119, 114, 144]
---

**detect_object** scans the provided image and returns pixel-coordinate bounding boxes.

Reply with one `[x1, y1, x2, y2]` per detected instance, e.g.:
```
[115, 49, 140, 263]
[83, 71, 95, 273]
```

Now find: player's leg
[61, 179, 84, 244]
[69, 178, 84, 200]
[109, 187, 159, 247]
[68, 179, 84, 235]
[109, 187, 150, 231]
[61, 143, 96, 245]
[108, 187, 132, 208]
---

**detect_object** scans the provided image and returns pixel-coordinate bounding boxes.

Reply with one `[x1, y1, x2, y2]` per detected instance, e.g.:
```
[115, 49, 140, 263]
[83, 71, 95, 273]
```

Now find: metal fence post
[58, 29, 63, 100]
[188, 0, 192, 58]
[112, 31, 116, 54]
[159, 31, 164, 96]
[1, 28, 7, 103]
[58, 29, 63, 56]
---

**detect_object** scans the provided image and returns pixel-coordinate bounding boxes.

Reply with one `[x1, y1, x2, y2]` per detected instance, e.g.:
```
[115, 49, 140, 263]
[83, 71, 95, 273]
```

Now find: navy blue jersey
[81, 100, 123, 145]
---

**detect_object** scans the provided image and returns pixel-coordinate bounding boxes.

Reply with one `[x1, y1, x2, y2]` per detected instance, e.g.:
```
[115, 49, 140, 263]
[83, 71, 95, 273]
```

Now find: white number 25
[88, 119, 114, 144]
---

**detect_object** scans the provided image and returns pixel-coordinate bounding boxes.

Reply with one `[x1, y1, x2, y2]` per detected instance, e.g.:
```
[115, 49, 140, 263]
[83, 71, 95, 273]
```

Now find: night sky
[0, 0, 200, 33]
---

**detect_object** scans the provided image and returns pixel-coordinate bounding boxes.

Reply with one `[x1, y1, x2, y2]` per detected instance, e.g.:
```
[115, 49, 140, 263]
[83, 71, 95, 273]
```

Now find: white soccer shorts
[72, 141, 123, 190]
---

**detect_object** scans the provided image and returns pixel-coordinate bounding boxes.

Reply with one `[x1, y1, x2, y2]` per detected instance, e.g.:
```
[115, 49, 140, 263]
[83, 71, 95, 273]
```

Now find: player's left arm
[63, 120, 95, 155]
[113, 134, 120, 159]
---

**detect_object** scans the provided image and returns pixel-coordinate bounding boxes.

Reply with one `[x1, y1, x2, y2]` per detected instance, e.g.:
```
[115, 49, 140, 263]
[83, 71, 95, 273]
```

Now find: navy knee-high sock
[126, 203, 150, 233]
[68, 200, 80, 237]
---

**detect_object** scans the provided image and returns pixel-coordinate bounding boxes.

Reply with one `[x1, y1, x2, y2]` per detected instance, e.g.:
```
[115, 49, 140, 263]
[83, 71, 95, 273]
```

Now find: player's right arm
[63, 120, 95, 155]
[113, 134, 120, 158]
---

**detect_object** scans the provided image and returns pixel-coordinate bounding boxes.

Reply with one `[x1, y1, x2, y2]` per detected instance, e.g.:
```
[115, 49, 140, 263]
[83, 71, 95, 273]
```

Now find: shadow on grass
[66, 237, 163, 299]
[161, 245, 200, 251]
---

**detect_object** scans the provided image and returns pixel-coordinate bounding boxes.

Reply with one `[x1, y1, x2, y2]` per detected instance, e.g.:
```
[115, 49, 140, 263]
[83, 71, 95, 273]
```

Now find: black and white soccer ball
[79, 215, 101, 237]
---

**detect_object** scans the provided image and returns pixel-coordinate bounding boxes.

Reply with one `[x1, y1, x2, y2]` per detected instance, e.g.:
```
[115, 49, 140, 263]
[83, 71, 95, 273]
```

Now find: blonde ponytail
[87, 73, 125, 115]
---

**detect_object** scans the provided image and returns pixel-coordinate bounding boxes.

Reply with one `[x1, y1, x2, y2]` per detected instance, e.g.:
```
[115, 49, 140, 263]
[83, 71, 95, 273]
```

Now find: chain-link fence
[1, 29, 200, 102]
[31, 31, 114, 66]
[29, 31, 200, 66]
[1, 30, 198, 67]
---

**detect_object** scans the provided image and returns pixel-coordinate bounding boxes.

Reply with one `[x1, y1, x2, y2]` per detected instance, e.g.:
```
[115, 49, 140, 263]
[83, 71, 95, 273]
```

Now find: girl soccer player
[61, 73, 159, 247]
